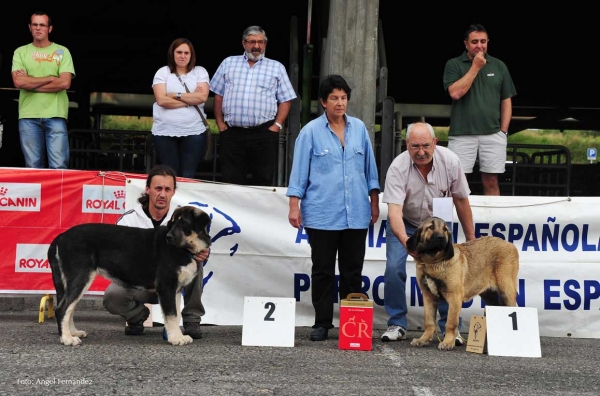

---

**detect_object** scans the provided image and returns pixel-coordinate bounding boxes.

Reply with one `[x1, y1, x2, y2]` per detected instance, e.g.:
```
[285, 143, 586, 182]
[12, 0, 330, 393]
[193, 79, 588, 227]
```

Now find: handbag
[175, 73, 213, 162]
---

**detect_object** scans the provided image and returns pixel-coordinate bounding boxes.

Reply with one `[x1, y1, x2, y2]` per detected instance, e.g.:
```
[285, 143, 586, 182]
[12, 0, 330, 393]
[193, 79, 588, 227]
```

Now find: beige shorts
[448, 131, 507, 173]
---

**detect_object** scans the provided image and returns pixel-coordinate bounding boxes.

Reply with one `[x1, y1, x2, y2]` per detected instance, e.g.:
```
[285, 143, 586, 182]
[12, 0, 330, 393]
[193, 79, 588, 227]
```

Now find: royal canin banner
[0, 168, 148, 295]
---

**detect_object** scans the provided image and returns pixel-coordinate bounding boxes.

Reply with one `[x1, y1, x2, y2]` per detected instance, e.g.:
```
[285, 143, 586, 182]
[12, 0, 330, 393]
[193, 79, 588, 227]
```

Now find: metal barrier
[69, 129, 155, 174]
[500, 144, 571, 196]
[69, 128, 220, 180]
[378, 103, 572, 196]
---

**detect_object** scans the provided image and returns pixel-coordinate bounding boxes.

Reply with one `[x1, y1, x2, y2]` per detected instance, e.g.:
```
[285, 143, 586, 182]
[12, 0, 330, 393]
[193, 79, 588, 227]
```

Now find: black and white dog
[47, 206, 211, 346]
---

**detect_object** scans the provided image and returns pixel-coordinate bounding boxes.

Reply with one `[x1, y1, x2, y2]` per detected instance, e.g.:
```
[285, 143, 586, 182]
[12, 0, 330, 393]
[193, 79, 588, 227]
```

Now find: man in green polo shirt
[443, 23, 516, 196]
[11, 10, 75, 169]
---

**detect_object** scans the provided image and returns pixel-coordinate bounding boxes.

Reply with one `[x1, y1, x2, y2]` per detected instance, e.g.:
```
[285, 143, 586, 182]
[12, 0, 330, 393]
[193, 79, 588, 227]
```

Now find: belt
[227, 120, 273, 129]
[228, 124, 259, 129]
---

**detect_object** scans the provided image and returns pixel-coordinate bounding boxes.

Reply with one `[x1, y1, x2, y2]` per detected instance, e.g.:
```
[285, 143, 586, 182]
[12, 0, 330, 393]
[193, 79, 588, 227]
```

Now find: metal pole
[301, 0, 313, 128]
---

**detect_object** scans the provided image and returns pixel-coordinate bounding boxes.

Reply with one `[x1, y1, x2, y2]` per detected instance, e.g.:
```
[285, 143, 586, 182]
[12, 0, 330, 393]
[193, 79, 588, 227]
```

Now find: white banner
[127, 180, 600, 338]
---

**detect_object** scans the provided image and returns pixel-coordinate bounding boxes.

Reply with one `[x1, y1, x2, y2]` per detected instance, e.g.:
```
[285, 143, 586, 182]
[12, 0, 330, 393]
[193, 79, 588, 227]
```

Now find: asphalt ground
[1, 310, 599, 396]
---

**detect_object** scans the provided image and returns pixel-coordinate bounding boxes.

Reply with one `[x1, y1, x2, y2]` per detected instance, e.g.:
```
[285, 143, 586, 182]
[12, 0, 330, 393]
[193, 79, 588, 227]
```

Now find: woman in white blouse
[151, 38, 210, 179]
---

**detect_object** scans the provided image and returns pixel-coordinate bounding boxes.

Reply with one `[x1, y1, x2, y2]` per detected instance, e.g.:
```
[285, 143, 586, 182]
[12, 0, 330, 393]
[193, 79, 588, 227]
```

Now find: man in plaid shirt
[210, 25, 297, 186]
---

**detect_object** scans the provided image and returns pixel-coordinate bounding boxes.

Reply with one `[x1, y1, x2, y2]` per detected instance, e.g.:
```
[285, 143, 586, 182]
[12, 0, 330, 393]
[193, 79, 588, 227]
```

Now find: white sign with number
[486, 306, 542, 358]
[242, 297, 296, 347]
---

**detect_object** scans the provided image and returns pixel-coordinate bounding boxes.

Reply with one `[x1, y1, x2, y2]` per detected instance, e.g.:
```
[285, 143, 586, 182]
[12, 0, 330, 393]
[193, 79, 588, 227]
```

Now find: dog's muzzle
[428, 233, 447, 248]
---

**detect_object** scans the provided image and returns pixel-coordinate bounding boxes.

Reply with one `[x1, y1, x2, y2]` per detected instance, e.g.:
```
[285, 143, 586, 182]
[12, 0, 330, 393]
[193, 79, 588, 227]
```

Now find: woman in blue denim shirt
[287, 74, 381, 341]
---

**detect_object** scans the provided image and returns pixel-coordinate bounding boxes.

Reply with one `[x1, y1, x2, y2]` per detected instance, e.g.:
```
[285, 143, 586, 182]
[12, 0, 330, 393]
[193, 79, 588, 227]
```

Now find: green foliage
[100, 115, 219, 134]
[100, 116, 153, 131]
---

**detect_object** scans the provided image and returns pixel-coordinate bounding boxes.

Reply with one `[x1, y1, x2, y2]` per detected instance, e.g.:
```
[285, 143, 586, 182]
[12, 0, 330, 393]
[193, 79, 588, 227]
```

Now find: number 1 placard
[242, 297, 296, 347]
[485, 306, 542, 358]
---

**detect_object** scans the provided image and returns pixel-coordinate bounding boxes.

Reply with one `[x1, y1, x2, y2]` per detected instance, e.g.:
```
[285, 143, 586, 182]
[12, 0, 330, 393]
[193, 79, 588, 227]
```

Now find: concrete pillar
[322, 0, 379, 143]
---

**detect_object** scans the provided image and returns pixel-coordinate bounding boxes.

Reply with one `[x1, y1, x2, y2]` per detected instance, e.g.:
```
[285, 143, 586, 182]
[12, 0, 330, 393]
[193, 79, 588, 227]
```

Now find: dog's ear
[166, 209, 179, 230]
[196, 210, 211, 231]
[406, 229, 420, 252]
[443, 233, 454, 260]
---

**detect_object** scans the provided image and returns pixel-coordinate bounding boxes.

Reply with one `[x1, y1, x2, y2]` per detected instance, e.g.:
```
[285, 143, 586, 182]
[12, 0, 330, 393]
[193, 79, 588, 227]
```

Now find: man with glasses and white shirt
[381, 122, 476, 345]
[11, 10, 75, 169]
[210, 25, 297, 186]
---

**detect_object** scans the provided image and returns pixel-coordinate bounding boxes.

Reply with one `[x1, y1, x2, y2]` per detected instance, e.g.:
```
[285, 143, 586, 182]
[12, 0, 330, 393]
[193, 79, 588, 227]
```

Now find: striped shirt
[209, 54, 297, 127]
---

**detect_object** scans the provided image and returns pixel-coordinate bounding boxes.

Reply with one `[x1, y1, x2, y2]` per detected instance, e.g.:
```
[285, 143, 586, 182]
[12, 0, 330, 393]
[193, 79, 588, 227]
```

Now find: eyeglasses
[244, 40, 266, 46]
[31, 23, 48, 28]
[409, 143, 434, 151]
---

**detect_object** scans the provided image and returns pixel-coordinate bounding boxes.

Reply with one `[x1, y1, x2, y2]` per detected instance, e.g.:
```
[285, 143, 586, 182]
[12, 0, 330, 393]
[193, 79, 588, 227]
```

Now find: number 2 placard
[485, 306, 542, 357]
[242, 297, 296, 347]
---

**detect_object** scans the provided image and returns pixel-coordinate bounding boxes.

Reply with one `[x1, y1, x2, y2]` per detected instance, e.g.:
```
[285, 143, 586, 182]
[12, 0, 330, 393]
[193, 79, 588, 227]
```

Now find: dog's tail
[47, 237, 65, 308]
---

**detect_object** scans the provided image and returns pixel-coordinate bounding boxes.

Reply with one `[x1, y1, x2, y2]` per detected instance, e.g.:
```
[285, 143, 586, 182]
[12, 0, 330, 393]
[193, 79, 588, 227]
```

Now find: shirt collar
[322, 112, 349, 127]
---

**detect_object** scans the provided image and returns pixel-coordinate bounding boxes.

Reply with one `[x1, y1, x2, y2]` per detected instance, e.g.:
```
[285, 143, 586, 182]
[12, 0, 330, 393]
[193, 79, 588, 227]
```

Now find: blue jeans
[153, 133, 207, 179]
[18, 118, 69, 169]
[384, 219, 461, 333]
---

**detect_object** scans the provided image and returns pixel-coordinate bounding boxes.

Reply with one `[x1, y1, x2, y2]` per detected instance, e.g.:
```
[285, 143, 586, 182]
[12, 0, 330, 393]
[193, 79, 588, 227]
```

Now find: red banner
[0, 168, 146, 295]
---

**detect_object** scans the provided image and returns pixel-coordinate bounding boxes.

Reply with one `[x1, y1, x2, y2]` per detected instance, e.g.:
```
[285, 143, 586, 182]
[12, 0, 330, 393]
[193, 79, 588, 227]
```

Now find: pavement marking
[412, 386, 435, 396]
[379, 344, 412, 376]
[379, 344, 435, 396]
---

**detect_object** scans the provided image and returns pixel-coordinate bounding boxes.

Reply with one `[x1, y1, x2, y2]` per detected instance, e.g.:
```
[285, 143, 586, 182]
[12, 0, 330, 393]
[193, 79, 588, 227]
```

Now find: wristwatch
[176, 92, 182, 100]
[500, 130, 508, 135]
[274, 121, 283, 130]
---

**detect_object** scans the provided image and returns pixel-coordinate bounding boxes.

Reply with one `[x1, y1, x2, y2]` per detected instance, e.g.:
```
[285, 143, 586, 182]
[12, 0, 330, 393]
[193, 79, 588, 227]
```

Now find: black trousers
[218, 121, 279, 186]
[304, 227, 368, 329]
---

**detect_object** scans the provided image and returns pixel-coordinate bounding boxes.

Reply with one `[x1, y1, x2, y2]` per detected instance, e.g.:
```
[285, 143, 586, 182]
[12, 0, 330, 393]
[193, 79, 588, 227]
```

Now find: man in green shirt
[443, 23, 516, 195]
[11, 11, 75, 169]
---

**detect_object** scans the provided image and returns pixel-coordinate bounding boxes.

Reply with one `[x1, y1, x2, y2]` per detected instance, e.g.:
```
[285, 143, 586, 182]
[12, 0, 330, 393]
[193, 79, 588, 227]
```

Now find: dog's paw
[410, 338, 430, 347]
[168, 334, 193, 346]
[60, 336, 83, 346]
[438, 341, 455, 351]
[71, 330, 87, 338]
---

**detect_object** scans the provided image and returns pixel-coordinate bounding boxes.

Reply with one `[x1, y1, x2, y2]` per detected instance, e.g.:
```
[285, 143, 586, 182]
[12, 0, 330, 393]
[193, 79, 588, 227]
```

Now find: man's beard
[246, 50, 265, 62]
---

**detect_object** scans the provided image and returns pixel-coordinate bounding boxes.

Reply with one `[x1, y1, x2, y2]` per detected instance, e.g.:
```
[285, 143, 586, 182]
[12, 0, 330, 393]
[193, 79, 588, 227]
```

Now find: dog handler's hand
[406, 250, 420, 259]
[400, 236, 420, 259]
[194, 248, 210, 262]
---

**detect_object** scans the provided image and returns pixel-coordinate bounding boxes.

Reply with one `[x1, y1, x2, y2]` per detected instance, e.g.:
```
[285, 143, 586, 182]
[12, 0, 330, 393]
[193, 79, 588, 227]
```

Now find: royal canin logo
[15, 244, 51, 273]
[0, 183, 41, 212]
[82, 185, 126, 214]
[114, 190, 126, 199]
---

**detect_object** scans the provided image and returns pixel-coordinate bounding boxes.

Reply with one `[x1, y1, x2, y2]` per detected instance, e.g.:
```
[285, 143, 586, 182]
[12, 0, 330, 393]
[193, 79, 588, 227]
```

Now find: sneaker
[454, 334, 464, 346]
[183, 322, 203, 339]
[381, 325, 407, 342]
[125, 306, 150, 336]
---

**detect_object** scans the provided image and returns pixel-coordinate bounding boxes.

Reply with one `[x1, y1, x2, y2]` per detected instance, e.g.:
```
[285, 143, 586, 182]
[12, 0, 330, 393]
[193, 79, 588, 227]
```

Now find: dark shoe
[125, 306, 150, 336]
[183, 322, 203, 339]
[309, 327, 329, 341]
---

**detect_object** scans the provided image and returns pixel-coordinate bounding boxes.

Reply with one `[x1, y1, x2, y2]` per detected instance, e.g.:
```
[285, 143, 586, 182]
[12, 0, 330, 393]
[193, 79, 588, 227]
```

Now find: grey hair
[242, 26, 268, 42]
[406, 122, 436, 140]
